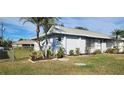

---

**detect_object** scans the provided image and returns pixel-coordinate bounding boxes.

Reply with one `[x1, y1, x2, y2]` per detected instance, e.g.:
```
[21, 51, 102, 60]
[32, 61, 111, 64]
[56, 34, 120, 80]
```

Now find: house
[12, 40, 40, 51]
[39, 25, 124, 54]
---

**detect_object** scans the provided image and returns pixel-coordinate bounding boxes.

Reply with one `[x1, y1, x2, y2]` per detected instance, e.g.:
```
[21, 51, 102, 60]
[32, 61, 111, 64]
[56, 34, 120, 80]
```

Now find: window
[55, 36, 63, 47]
[106, 41, 112, 48]
[91, 42, 95, 48]
[58, 37, 61, 41]
[103, 39, 106, 43]
[22, 44, 34, 48]
[86, 39, 95, 48]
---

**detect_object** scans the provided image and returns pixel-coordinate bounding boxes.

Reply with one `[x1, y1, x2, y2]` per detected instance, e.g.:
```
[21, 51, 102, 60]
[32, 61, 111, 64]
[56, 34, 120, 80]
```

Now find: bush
[37, 51, 44, 60]
[93, 49, 101, 54]
[85, 47, 91, 54]
[30, 49, 56, 61]
[2, 40, 12, 48]
[113, 49, 119, 54]
[42, 50, 45, 57]
[30, 51, 37, 61]
[0, 50, 9, 59]
[47, 49, 52, 58]
[105, 48, 119, 54]
[105, 48, 113, 53]
[30, 51, 44, 61]
[75, 48, 80, 55]
[47, 49, 55, 59]
[57, 47, 65, 58]
[69, 50, 74, 56]
[113, 46, 119, 53]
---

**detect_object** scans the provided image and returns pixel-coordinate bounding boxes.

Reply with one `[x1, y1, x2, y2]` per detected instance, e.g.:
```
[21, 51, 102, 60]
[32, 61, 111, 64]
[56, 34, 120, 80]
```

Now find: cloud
[61, 17, 124, 35]
[1, 17, 124, 40]
[0, 17, 37, 40]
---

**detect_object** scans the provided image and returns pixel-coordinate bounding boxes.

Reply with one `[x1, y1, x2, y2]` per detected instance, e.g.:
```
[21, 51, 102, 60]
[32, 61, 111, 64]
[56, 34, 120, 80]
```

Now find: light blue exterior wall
[46, 34, 87, 54]
[43, 34, 124, 54]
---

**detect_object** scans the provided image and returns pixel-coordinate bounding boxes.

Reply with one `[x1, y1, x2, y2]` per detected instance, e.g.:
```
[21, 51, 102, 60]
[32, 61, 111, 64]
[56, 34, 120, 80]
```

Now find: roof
[47, 25, 111, 39]
[13, 40, 35, 45]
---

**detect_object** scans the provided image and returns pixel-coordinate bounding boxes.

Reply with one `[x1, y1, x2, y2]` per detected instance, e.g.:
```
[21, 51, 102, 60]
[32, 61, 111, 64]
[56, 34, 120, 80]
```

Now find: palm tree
[41, 17, 60, 58]
[20, 17, 43, 50]
[20, 17, 60, 57]
[119, 30, 124, 38]
[112, 29, 123, 49]
[112, 29, 122, 39]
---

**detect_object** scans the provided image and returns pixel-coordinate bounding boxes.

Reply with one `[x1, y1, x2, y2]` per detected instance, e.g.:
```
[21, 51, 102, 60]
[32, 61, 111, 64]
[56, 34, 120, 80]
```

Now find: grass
[14, 48, 33, 59]
[0, 53, 124, 75]
[7, 48, 33, 61]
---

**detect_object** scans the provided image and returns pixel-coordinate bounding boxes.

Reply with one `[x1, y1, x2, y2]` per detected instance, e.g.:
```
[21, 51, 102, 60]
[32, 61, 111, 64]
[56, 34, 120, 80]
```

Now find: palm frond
[20, 17, 36, 25]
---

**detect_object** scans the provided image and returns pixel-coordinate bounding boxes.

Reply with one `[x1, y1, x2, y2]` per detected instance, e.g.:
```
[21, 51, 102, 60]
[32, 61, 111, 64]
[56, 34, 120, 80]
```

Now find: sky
[1, 17, 124, 41]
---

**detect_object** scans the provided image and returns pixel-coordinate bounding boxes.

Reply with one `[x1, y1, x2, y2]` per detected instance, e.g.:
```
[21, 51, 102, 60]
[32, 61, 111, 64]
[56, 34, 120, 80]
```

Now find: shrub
[113, 48, 119, 54]
[47, 49, 52, 58]
[37, 51, 44, 60]
[105, 48, 119, 54]
[75, 48, 80, 55]
[57, 47, 65, 58]
[30, 49, 56, 61]
[30, 51, 37, 61]
[105, 48, 113, 53]
[93, 49, 101, 54]
[113, 46, 119, 53]
[85, 47, 91, 54]
[0, 50, 9, 59]
[47, 49, 55, 59]
[69, 50, 74, 56]
[2, 40, 12, 47]
[42, 50, 45, 57]
[30, 51, 44, 61]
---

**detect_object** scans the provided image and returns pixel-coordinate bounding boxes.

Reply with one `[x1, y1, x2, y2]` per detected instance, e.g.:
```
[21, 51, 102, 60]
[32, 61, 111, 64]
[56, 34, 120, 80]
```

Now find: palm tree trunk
[116, 35, 119, 53]
[45, 32, 48, 58]
[36, 25, 41, 50]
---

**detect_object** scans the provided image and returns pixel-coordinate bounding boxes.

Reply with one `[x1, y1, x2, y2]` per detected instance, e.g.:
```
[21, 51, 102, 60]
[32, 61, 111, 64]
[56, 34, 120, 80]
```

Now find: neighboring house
[12, 40, 40, 51]
[39, 25, 124, 54]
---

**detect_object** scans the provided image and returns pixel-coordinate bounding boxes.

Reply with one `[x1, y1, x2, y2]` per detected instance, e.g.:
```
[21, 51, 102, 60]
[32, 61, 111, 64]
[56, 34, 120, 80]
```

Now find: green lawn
[0, 54, 124, 75]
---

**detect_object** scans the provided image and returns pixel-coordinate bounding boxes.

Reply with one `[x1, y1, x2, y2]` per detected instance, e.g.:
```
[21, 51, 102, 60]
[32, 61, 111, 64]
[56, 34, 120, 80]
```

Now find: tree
[41, 17, 60, 58]
[2, 40, 12, 48]
[20, 17, 60, 58]
[119, 30, 124, 38]
[75, 26, 89, 31]
[112, 29, 122, 39]
[20, 17, 43, 50]
[60, 23, 64, 27]
[112, 29, 124, 50]
[19, 38, 23, 41]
